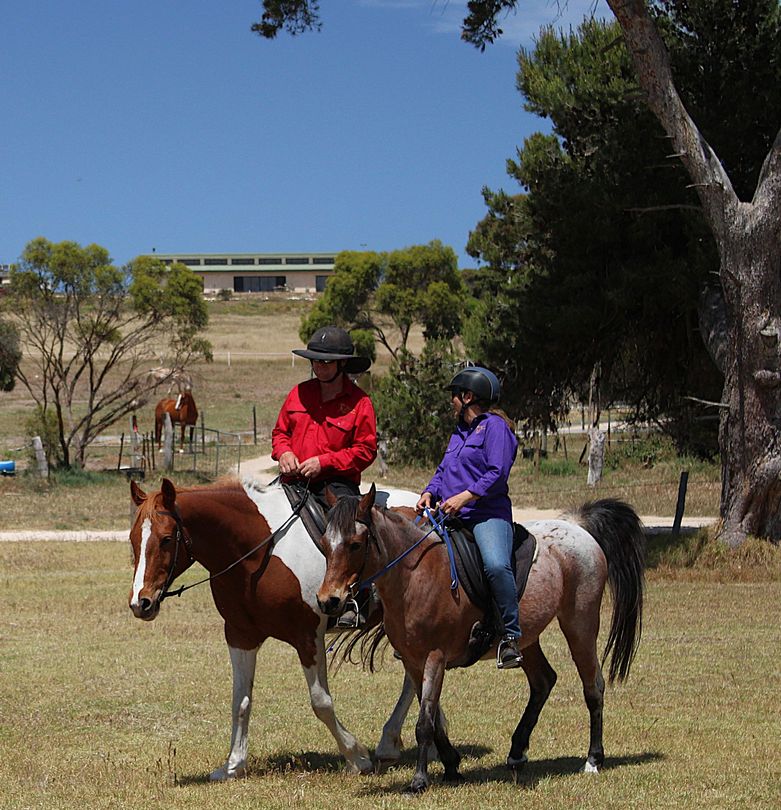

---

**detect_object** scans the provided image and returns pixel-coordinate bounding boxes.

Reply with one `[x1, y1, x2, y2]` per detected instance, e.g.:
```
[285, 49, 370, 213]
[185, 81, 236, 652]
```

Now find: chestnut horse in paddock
[127, 476, 419, 780]
[154, 390, 198, 449]
[317, 486, 646, 792]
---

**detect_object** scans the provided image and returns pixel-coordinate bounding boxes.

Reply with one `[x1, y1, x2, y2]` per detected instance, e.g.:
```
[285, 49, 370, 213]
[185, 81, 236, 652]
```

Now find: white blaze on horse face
[130, 518, 152, 607]
[243, 482, 325, 611]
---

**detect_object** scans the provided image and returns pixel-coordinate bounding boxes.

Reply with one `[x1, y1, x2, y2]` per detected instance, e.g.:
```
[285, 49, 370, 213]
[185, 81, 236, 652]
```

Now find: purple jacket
[425, 412, 518, 524]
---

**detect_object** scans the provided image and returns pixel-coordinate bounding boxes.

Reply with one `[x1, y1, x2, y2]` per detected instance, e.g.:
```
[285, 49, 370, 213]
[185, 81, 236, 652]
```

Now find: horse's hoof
[583, 761, 600, 774]
[407, 775, 429, 793]
[374, 757, 399, 774]
[443, 770, 464, 785]
[506, 753, 528, 770]
[209, 764, 246, 782]
[346, 756, 374, 776]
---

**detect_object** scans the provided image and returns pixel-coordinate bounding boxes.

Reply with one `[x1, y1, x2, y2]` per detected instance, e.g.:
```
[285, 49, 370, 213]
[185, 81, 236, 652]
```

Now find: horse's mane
[327, 497, 423, 675]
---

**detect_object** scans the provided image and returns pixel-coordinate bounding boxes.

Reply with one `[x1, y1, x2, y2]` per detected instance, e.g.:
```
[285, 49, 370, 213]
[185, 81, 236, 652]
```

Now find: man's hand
[278, 451, 300, 475]
[439, 490, 477, 516]
[298, 456, 322, 478]
[415, 491, 433, 514]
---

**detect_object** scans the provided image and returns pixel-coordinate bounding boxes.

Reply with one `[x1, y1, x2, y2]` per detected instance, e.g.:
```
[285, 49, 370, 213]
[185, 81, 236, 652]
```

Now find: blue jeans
[470, 518, 521, 639]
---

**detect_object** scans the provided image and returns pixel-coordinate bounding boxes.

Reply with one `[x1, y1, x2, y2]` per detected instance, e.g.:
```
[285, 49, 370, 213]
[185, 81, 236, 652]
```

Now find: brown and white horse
[317, 486, 646, 792]
[154, 389, 198, 449]
[127, 476, 418, 780]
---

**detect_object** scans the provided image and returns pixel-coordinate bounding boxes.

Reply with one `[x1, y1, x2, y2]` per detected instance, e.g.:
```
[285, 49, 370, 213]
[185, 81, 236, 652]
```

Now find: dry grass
[0, 540, 779, 809]
[1, 293, 719, 528]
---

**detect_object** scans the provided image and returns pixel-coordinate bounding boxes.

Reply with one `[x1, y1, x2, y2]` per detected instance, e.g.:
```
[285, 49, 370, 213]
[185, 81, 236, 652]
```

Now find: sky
[1, 0, 607, 269]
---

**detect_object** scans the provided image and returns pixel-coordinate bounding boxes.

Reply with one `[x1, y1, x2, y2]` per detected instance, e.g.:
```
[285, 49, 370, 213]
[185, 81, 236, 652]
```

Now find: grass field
[0, 540, 779, 809]
[1, 296, 779, 807]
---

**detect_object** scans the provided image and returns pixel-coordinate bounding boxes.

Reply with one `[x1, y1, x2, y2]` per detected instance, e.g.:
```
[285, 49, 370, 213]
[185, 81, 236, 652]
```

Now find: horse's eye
[349, 542, 362, 553]
[160, 535, 173, 547]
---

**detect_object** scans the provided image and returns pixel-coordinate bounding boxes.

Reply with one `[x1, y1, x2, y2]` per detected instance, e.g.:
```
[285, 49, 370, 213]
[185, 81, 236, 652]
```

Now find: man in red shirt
[272, 326, 377, 506]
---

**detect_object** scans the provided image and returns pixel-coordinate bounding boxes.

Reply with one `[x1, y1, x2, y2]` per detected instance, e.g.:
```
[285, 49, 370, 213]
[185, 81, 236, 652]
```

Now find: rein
[157, 481, 310, 603]
[352, 507, 459, 594]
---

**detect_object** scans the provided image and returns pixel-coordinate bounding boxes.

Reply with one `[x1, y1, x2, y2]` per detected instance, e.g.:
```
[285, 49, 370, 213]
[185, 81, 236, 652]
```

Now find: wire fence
[114, 426, 249, 479]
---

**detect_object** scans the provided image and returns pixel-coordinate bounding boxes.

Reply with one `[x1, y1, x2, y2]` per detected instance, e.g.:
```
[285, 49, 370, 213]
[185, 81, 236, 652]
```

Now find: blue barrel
[0, 460, 16, 475]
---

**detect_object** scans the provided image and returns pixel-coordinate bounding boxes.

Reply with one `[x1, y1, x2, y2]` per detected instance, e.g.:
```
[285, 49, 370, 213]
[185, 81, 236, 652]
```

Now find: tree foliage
[249, 0, 781, 543]
[9, 238, 212, 468]
[0, 317, 22, 392]
[372, 340, 461, 466]
[465, 17, 724, 454]
[301, 241, 466, 370]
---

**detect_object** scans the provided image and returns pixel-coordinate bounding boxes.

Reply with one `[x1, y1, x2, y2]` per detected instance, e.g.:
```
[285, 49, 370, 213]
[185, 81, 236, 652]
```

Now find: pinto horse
[127, 476, 418, 779]
[154, 389, 198, 449]
[317, 486, 646, 792]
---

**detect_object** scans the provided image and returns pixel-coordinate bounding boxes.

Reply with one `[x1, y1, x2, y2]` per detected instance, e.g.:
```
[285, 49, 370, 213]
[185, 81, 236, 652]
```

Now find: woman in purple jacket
[415, 366, 522, 669]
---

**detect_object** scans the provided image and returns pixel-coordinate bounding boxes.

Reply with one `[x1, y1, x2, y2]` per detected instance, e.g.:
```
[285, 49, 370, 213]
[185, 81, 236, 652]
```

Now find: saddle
[282, 482, 381, 631]
[443, 519, 538, 668]
[282, 481, 327, 554]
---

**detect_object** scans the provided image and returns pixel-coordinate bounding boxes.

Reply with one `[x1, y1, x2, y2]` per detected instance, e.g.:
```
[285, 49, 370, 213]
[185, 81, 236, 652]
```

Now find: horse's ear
[130, 480, 147, 506]
[324, 486, 339, 508]
[358, 482, 376, 520]
[161, 477, 177, 509]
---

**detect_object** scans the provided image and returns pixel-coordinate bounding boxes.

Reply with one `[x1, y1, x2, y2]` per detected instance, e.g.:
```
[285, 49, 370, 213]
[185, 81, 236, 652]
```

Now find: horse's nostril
[139, 597, 153, 613]
[320, 595, 341, 615]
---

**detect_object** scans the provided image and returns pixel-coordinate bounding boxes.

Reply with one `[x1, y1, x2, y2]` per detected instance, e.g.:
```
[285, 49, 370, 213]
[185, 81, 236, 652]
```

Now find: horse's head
[316, 484, 376, 616]
[128, 477, 194, 621]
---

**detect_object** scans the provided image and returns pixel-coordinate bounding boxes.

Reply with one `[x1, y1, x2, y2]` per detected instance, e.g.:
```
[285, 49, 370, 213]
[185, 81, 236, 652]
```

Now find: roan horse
[317, 486, 646, 792]
[154, 389, 198, 449]
[127, 476, 419, 779]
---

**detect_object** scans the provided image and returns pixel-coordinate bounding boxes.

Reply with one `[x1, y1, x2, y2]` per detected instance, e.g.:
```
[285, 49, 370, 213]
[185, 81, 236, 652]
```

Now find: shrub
[373, 340, 459, 466]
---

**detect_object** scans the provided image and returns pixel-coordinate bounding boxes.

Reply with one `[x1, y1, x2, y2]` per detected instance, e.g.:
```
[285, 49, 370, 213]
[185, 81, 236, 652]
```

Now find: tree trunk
[606, 0, 781, 545]
[718, 210, 781, 546]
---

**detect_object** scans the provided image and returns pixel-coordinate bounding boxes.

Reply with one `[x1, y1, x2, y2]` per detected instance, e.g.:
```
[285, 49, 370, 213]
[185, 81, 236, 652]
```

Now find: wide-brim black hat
[292, 326, 372, 374]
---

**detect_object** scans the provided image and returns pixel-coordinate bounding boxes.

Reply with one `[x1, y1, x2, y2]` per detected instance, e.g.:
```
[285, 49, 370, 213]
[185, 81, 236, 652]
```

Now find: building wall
[150, 252, 336, 294]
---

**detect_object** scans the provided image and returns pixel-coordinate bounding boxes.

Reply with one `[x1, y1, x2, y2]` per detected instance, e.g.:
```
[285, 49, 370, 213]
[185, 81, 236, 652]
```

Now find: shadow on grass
[354, 750, 664, 795]
[177, 749, 349, 785]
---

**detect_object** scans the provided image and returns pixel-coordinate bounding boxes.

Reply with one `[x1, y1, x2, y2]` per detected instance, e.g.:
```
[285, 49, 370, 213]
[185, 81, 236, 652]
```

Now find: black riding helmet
[446, 366, 501, 404]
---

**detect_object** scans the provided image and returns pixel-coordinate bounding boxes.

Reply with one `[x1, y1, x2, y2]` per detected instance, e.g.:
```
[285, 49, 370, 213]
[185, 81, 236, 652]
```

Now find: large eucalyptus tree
[250, 0, 781, 545]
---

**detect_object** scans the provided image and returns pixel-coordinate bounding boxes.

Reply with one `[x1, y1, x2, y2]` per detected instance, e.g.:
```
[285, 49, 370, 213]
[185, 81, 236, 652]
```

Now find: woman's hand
[439, 490, 478, 516]
[415, 491, 433, 514]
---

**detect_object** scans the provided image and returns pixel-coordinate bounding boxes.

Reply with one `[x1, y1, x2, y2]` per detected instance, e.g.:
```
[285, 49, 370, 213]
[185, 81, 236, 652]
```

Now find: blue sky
[1, 1, 607, 268]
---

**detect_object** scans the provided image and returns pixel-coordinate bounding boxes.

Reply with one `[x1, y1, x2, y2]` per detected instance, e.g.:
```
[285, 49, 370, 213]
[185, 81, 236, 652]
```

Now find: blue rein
[354, 507, 459, 593]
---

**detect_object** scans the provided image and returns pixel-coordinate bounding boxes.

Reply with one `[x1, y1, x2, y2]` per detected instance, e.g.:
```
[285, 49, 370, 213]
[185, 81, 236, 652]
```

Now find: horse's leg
[209, 644, 259, 781]
[298, 623, 372, 774]
[375, 669, 415, 766]
[558, 607, 605, 773]
[409, 651, 456, 792]
[507, 640, 557, 770]
[375, 668, 448, 770]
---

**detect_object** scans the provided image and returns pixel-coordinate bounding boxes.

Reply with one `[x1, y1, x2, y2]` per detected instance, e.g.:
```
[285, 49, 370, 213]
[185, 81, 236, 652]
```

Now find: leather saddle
[442, 519, 538, 668]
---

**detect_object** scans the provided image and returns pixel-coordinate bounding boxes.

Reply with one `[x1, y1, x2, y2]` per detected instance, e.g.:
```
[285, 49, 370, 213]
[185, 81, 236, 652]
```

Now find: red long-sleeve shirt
[271, 377, 377, 485]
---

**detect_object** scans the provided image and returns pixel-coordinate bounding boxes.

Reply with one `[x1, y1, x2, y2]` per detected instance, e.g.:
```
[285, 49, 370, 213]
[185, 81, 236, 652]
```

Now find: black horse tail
[571, 498, 646, 683]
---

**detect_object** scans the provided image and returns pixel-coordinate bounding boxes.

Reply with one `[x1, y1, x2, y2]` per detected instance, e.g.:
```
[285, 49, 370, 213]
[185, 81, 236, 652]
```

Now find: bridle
[149, 483, 311, 605]
[347, 506, 459, 598]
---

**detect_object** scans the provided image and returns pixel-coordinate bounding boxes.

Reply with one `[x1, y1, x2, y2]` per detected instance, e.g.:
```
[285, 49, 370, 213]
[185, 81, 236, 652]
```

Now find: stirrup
[496, 636, 523, 670]
[336, 597, 363, 629]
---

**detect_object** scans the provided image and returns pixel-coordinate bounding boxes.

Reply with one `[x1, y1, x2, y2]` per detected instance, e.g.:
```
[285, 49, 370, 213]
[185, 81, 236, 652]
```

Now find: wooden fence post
[32, 436, 48, 479]
[163, 413, 174, 471]
[672, 470, 689, 539]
